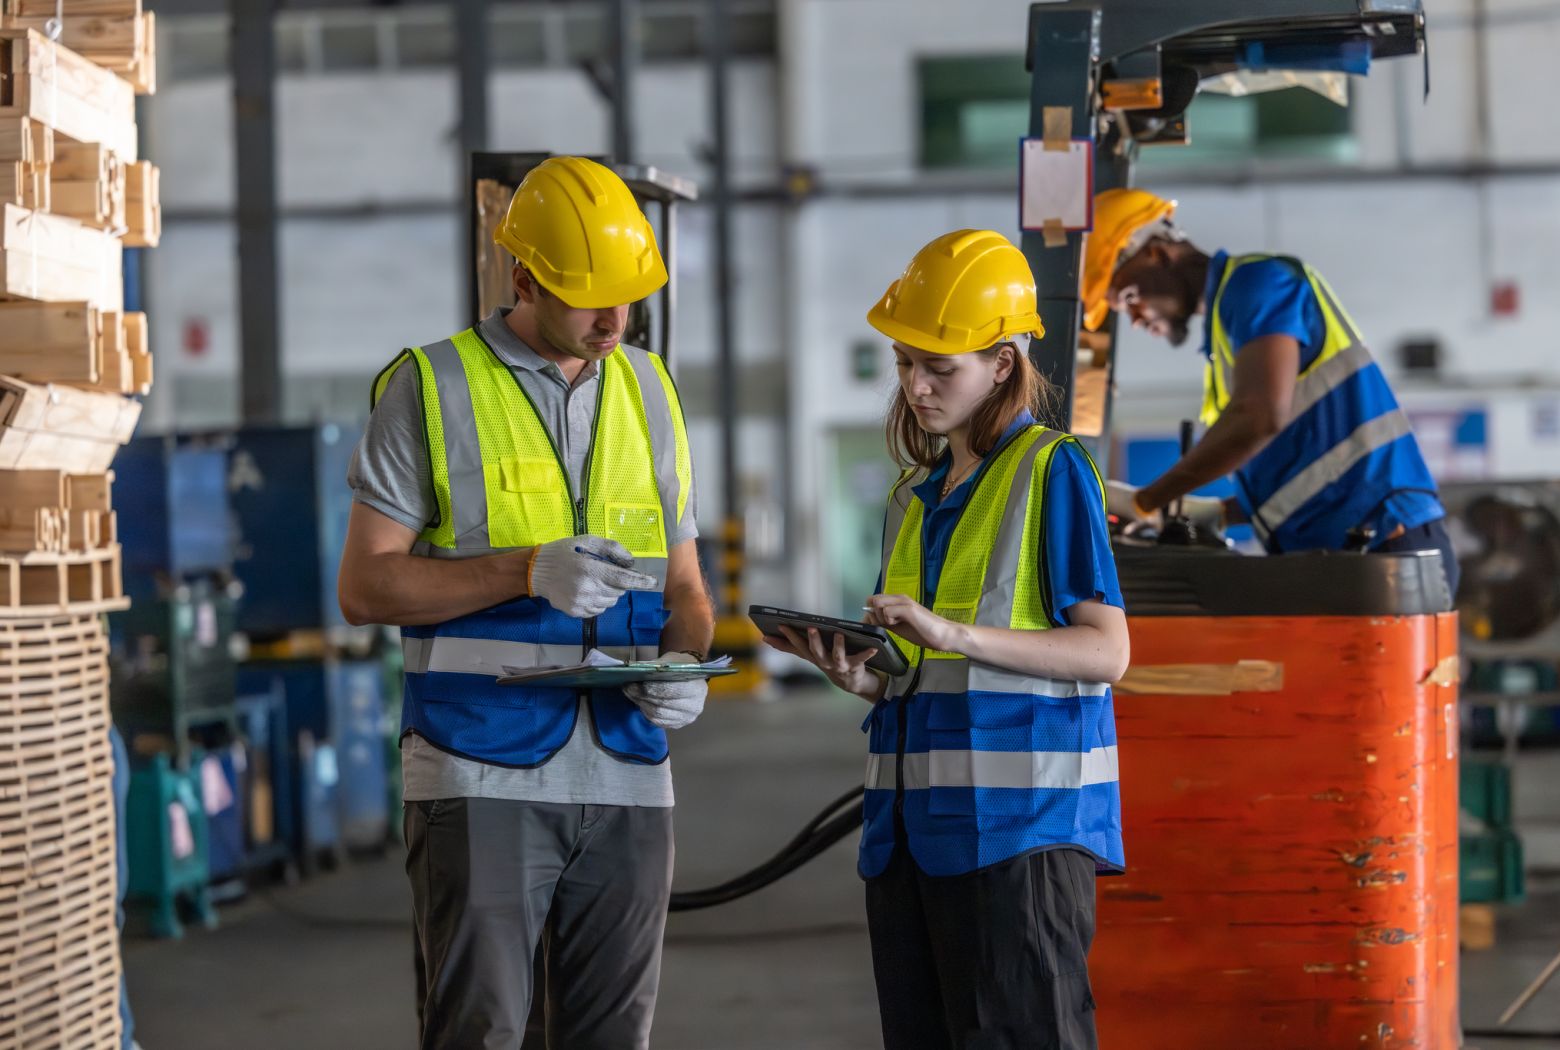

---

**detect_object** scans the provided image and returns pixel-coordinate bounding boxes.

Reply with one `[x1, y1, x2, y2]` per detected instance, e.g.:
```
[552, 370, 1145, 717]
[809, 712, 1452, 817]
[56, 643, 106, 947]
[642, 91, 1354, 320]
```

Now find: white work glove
[528, 535, 657, 618]
[624, 651, 708, 730]
[1180, 494, 1226, 531]
[1106, 480, 1150, 522]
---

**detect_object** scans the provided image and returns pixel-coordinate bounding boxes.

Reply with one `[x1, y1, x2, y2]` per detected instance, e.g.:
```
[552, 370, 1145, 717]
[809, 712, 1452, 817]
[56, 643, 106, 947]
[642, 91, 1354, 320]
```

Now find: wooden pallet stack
[0, 11, 157, 1048]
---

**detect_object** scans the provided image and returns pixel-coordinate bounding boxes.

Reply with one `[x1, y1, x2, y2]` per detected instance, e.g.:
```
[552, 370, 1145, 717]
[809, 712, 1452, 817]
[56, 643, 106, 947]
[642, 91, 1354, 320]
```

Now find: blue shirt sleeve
[1043, 441, 1124, 625]
[1218, 259, 1325, 372]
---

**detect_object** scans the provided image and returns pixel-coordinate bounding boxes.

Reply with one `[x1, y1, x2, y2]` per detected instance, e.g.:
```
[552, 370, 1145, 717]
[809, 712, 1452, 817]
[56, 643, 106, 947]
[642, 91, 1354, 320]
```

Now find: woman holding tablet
[765, 229, 1129, 1050]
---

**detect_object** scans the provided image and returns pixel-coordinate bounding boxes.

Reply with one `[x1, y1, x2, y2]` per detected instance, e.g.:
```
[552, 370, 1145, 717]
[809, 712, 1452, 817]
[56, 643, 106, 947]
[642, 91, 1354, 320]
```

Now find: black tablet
[748, 605, 910, 677]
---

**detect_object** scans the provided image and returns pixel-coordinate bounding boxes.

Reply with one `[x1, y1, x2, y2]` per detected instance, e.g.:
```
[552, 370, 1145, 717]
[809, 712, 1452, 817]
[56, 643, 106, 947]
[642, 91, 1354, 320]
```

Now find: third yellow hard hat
[867, 229, 1043, 355]
[494, 155, 667, 309]
[1081, 188, 1176, 331]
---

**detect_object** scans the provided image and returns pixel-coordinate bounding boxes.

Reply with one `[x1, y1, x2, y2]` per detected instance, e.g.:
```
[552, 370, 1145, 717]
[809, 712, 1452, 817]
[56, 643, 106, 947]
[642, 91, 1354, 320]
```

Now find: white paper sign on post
[1019, 138, 1095, 245]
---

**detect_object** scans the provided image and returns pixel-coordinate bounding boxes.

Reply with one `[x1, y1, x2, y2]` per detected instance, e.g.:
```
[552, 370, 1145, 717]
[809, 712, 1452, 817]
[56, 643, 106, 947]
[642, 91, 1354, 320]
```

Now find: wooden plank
[0, 377, 137, 472]
[64, 472, 110, 512]
[0, 13, 142, 70]
[122, 159, 156, 246]
[0, 159, 19, 204]
[10, 0, 140, 18]
[128, 9, 153, 96]
[48, 140, 112, 181]
[0, 375, 139, 442]
[0, 469, 66, 507]
[0, 300, 98, 359]
[0, 507, 64, 553]
[0, 205, 122, 309]
[0, 30, 136, 161]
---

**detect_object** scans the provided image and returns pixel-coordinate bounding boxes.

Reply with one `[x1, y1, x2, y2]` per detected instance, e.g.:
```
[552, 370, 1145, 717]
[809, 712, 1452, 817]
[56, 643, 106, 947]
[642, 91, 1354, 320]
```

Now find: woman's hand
[762, 626, 886, 702]
[864, 594, 962, 654]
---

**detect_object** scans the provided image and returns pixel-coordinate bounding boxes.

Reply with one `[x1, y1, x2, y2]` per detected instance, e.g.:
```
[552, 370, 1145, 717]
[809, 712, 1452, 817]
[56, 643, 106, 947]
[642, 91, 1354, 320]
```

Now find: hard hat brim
[527, 256, 669, 310]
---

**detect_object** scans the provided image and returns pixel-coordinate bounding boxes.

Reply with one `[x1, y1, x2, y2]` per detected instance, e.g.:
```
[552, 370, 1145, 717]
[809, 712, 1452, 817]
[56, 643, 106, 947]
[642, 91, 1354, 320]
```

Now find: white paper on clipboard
[1019, 138, 1094, 232]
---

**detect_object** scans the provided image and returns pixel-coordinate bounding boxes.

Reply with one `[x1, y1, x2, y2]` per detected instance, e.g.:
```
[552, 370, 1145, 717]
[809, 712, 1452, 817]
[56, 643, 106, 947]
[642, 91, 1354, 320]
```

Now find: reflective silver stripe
[897, 747, 1119, 791]
[410, 545, 668, 587]
[914, 657, 969, 695]
[1290, 341, 1374, 422]
[420, 337, 491, 550]
[402, 635, 660, 676]
[975, 430, 1056, 627]
[1254, 409, 1414, 532]
[865, 752, 894, 790]
[622, 348, 683, 544]
[965, 664, 1110, 698]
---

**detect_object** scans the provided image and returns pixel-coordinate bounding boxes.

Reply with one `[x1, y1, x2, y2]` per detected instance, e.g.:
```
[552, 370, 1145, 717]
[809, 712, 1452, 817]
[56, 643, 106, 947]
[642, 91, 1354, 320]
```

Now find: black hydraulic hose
[668, 785, 864, 912]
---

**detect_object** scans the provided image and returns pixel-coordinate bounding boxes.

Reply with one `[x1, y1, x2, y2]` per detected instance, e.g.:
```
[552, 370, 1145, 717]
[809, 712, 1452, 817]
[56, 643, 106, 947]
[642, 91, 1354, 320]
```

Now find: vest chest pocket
[500, 457, 558, 493]
[604, 502, 666, 558]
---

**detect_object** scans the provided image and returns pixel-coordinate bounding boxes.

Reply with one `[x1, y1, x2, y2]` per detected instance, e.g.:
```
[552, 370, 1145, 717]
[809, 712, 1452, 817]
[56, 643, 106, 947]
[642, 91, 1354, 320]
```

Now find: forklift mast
[1021, 0, 1425, 458]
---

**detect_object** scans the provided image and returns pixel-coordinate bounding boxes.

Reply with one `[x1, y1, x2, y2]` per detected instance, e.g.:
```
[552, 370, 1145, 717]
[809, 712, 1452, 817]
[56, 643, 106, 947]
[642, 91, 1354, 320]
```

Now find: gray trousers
[404, 797, 675, 1050]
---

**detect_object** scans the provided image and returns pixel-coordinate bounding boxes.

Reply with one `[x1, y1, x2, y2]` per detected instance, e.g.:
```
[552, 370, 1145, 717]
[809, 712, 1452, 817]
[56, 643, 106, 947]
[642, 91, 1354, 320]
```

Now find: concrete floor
[124, 690, 1560, 1049]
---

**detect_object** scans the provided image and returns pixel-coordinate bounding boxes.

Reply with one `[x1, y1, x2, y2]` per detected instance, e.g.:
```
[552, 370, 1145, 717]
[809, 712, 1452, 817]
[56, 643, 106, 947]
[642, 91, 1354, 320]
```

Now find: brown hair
[885, 342, 1055, 470]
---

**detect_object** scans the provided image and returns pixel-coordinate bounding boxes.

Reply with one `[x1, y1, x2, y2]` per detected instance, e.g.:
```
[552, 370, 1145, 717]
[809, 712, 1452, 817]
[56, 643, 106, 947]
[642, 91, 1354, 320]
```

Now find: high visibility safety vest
[1203, 254, 1440, 553]
[860, 425, 1125, 879]
[371, 328, 692, 767]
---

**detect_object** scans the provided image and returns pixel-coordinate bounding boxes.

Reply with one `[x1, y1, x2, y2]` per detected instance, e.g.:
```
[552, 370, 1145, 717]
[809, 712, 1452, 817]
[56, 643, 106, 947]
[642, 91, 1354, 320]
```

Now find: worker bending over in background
[337, 156, 713, 1050]
[1090, 189, 1459, 594]
[768, 230, 1129, 1050]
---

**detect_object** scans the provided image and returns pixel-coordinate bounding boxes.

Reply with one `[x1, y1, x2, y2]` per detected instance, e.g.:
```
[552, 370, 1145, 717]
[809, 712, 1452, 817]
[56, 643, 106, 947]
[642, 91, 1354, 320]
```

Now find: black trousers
[865, 846, 1099, 1050]
[404, 797, 674, 1050]
[1378, 517, 1461, 598]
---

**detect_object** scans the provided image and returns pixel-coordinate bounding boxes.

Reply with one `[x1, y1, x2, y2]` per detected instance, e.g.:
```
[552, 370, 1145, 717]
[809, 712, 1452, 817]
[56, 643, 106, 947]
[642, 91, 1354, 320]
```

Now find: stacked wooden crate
[0, 11, 157, 1048]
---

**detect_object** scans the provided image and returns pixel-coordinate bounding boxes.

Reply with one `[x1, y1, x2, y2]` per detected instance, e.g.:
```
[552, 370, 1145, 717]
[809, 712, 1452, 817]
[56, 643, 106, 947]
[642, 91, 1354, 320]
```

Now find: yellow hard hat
[1081, 188, 1177, 331]
[494, 156, 667, 309]
[867, 229, 1043, 355]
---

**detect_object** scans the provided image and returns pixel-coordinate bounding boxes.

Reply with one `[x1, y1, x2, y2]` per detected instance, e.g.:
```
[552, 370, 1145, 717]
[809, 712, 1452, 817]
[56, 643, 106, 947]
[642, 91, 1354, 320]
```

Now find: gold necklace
[941, 457, 979, 499]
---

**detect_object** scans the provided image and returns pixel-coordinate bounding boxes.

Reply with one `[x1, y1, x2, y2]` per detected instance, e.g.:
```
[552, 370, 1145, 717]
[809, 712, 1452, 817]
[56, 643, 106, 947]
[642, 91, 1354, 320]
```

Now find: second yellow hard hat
[867, 229, 1043, 356]
[1081, 188, 1177, 331]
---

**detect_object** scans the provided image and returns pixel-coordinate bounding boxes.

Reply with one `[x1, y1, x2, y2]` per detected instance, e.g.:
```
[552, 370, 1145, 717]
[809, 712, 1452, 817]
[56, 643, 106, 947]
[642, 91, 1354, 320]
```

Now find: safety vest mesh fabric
[1202, 254, 1438, 553]
[370, 330, 690, 767]
[860, 425, 1124, 879]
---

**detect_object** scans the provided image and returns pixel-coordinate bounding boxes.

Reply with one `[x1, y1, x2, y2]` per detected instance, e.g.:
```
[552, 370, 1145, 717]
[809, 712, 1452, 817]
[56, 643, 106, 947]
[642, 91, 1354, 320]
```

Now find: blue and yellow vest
[371, 328, 691, 767]
[860, 425, 1125, 879]
[1205, 255, 1441, 553]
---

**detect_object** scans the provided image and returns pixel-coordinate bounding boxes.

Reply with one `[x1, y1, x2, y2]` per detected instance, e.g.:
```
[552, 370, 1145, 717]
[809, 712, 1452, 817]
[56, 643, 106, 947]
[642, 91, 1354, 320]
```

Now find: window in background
[319, 21, 380, 73]
[164, 18, 229, 81]
[490, 10, 548, 69]
[918, 55, 1355, 171]
[395, 10, 456, 69]
[275, 19, 310, 73]
[919, 55, 1030, 171]
[643, 12, 701, 61]
[1139, 87, 1356, 168]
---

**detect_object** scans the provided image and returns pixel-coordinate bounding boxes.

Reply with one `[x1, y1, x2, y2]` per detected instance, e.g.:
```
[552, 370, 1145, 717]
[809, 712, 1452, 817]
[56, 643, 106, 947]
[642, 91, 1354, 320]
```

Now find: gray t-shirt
[348, 309, 698, 807]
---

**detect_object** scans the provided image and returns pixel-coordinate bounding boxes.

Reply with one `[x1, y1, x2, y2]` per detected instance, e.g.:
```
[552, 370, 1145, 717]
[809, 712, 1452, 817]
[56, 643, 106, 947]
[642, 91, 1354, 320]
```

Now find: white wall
[141, 0, 1560, 610]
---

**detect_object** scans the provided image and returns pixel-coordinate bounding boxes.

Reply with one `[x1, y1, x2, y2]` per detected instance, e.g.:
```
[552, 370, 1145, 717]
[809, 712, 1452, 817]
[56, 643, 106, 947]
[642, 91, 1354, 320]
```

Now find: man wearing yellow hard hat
[337, 155, 712, 1048]
[1087, 188, 1458, 592]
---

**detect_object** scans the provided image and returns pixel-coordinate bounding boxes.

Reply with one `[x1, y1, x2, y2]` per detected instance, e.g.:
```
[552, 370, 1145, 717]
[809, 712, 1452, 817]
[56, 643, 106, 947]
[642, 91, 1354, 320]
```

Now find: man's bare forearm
[341, 548, 533, 627]
[1138, 406, 1273, 512]
[658, 580, 715, 658]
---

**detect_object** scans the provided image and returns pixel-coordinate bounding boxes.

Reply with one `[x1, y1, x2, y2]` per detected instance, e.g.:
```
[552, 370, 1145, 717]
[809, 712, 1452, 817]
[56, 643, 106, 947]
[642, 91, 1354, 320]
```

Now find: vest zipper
[888, 424, 1036, 830]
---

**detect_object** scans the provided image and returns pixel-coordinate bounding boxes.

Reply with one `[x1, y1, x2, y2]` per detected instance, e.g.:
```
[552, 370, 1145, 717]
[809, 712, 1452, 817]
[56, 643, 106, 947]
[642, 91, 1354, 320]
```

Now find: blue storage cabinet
[114, 435, 234, 600]
[125, 754, 217, 939]
[236, 665, 341, 871]
[235, 685, 296, 875]
[236, 658, 389, 857]
[227, 424, 361, 636]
